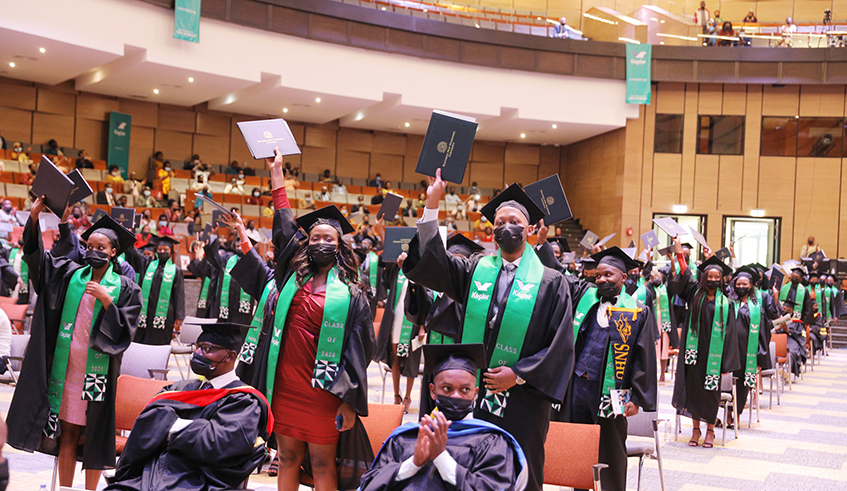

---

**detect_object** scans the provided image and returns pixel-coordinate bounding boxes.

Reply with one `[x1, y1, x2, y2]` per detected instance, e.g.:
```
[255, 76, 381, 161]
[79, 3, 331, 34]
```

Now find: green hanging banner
[625, 44, 651, 105]
[107, 111, 131, 179]
[174, 0, 202, 43]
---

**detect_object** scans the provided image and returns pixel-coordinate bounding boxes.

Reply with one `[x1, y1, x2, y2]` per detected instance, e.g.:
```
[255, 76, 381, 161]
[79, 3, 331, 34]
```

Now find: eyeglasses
[195, 343, 227, 354]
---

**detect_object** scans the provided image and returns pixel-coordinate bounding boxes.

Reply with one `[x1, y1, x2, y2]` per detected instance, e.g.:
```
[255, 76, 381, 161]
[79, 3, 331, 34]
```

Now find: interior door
[722, 216, 781, 266]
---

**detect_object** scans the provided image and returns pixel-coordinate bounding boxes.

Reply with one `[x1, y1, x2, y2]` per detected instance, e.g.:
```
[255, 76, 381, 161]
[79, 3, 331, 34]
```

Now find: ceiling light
[153, 89, 159, 94]
[39, 47, 46, 53]
[315, 97, 321, 103]
[672, 204, 688, 214]
[795, 115, 800, 119]
[188, 77, 194, 83]
[8, 62, 14, 68]
[751, 209, 765, 217]
[404, 122, 410, 127]
[520, 133, 526, 139]
[551, 124, 557, 129]
[282, 107, 289, 113]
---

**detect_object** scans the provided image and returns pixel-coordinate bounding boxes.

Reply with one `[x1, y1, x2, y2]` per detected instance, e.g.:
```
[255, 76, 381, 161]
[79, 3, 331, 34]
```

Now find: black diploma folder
[382, 227, 417, 262]
[236, 119, 302, 160]
[30, 155, 74, 217]
[66, 169, 94, 204]
[524, 175, 572, 224]
[110, 207, 136, 231]
[415, 110, 478, 184]
[377, 192, 404, 221]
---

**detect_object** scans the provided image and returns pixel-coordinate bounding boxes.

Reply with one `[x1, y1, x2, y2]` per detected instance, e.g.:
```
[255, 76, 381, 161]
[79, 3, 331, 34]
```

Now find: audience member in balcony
[190, 173, 207, 192]
[384, 181, 394, 194]
[800, 236, 821, 259]
[96, 183, 116, 206]
[317, 186, 332, 202]
[225, 176, 245, 195]
[136, 185, 157, 208]
[116, 196, 129, 208]
[284, 161, 298, 178]
[241, 161, 255, 177]
[0, 200, 20, 227]
[247, 188, 264, 205]
[262, 202, 274, 217]
[369, 173, 383, 189]
[157, 214, 173, 236]
[11, 143, 32, 165]
[465, 196, 480, 214]
[444, 187, 462, 206]
[105, 165, 125, 188]
[225, 160, 241, 176]
[152, 151, 165, 170]
[68, 206, 91, 232]
[75, 150, 94, 169]
[298, 193, 316, 211]
[553, 17, 570, 39]
[717, 21, 735, 46]
[321, 169, 334, 184]
[472, 214, 489, 231]
[18, 162, 37, 186]
[743, 10, 757, 23]
[415, 193, 427, 210]
[244, 220, 263, 244]
[284, 172, 299, 193]
[779, 17, 797, 46]
[123, 172, 142, 197]
[352, 195, 367, 214]
[157, 161, 174, 195]
[53, 156, 70, 174]
[333, 178, 347, 195]
[694, 1, 710, 35]
[371, 191, 384, 206]
[138, 210, 153, 232]
[43, 139, 63, 156]
[400, 200, 417, 218]
[165, 200, 182, 223]
[340, 206, 349, 218]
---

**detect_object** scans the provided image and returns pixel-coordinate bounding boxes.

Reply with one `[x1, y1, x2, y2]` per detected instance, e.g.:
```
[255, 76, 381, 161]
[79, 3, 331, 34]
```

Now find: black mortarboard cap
[152, 234, 181, 249]
[81, 215, 136, 256]
[423, 343, 487, 377]
[296, 205, 355, 235]
[547, 237, 571, 253]
[733, 265, 760, 284]
[446, 234, 484, 257]
[680, 243, 695, 250]
[196, 321, 251, 351]
[642, 261, 654, 276]
[698, 255, 732, 276]
[479, 183, 545, 225]
[591, 246, 640, 273]
[580, 256, 597, 269]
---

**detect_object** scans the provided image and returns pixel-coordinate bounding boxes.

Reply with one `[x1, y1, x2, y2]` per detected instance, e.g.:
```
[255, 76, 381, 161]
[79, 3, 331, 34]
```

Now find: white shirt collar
[503, 256, 522, 268]
[206, 369, 240, 389]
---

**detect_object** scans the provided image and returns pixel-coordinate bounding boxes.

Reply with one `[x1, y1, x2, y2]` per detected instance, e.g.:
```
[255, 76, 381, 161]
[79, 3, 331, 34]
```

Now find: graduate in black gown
[556, 247, 657, 491]
[0, 249, 20, 298]
[825, 275, 847, 318]
[126, 235, 185, 345]
[669, 248, 740, 449]
[403, 174, 574, 491]
[6, 205, 142, 490]
[106, 322, 273, 491]
[52, 210, 137, 282]
[357, 236, 387, 317]
[187, 239, 220, 318]
[360, 343, 527, 491]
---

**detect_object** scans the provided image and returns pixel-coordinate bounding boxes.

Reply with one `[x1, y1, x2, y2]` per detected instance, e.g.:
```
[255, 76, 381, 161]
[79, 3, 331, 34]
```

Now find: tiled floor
[4, 350, 847, 490]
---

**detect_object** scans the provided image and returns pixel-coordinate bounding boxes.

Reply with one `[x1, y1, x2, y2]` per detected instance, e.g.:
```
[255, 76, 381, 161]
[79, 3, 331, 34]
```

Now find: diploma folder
[415, 110, 478, 184]
[30, 155, 74, 217]
[377, 192, 404, 221]
[110, 207, 136, 231]
[524, 175, 572, 225]
[382, 227, 417, 262]
[66, 169, 94, 204]
[236, 119, 302, 160]
[641, 230, 659, 250]
[653, 217, 688, 237]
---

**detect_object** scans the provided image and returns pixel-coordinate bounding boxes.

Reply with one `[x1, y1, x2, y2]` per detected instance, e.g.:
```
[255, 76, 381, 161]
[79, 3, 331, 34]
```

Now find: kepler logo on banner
[625, 44, 651, 105]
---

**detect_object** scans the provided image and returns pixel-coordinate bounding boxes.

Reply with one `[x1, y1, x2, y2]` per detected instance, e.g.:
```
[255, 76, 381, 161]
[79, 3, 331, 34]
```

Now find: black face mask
[190, 352, 223, 378]
[734, 286, 750, 298]
[157, 252, 170, 263]
[2, 206, 10, 213]
[85, 249, 111, 269]
[584, 276, 596, 284]
[434, 394, 474, 421]
[791, 277, 801, 285]
[596, 281, 619, 299]
[706, 280, 721, 291]
[308, 243, 337, 268]
[73, 212, 81, 219]
[493, 224, 524, 254]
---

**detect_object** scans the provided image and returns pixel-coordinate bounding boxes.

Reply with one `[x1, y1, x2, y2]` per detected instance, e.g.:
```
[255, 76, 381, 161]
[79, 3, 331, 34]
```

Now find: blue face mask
[105, 188, 113, 194]
[159, 221, 167, 227]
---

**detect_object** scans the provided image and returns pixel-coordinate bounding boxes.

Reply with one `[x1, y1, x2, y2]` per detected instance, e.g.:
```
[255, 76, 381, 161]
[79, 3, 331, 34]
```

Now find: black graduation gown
[187, 247, 219, 319]
[358, 250, 387, 317]
[669, 267, 741, 423]
[781, 283, 814, 325]
[0, 252, 19, 297]
[374, 263, 421, 379]
[828, 287, 847, 318]
[52, 222, 137, 282]
[403, 227, 575, 491]
[6, 218, 143, 470]
[209, 242, 254, 326]
[106, 377, 270, 491]
[125, 247, 185, 346]
[729, 296, 778, 417]
[359, 422, 522, 491]
[230, 208, 375, 489]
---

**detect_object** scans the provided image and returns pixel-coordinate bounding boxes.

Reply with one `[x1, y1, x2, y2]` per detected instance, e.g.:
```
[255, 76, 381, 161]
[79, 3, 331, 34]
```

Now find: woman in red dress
[229, 147, 374, 491]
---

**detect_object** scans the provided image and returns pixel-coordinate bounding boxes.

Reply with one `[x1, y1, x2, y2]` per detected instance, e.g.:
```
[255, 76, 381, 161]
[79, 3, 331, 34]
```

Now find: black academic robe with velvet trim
[403, 231, 574, 491]
[6, 218, 142, 470]
[124, 247, 185, 346]
[105, 378, 270, 491]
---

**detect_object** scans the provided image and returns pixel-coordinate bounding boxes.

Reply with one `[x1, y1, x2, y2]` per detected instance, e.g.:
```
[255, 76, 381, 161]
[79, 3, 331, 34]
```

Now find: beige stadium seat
[5, 184, 28, 198]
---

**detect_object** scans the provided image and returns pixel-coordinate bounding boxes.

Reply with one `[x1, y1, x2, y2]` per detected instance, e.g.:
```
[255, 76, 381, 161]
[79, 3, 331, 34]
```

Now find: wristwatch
[515, 375, 526, 385]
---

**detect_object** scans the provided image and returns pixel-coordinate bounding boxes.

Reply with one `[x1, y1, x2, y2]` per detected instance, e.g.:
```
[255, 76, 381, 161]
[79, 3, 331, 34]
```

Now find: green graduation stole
[675, 257, 698, 279]
[239, 281, 276, 364]
[823, 286, 833, 322]
[634, 284, 648, 303]
[44, 264, 121, 438]
[394, 269, 414, 357]
[779, 283, 806, 319]
[427, 292, 455, 345]
[683, 292, 729, 391]
[197, 277, 210, 310]
[367, 251, 378, 296]
[743, 291, 762, 389]
[813, 285, 828, 322]
[265, 268, 351, 403]
[573, 287, 599, 339]
[9, 248, 28, 294]
[219, 255, 252, 319]
[655, 284, 672, 333]
[599, 293, 641, 418]
[137, 259, 176, 330]
[463, 244, 543, 417]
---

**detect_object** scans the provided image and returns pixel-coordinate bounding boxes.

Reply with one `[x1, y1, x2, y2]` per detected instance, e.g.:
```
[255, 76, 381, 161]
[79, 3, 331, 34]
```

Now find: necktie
[200, 381, 212, 390]
[491, 263, 517, 327]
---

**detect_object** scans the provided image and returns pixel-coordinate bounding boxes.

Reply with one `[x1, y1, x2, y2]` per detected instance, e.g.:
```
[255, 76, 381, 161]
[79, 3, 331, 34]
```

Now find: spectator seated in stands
[317, 186, 332, 202]
[138, 210, 153, 231]
[717, 21, 736, 46]
[193, 187, 212, 211]
[124, 172, 142, 196]
[262, 202, 274, 217]
[240, 161, 254, 176]
[383, 181, 394, 194]
[283, 161, 298, 178]
[183, 153, 200, 171]
[152, 150, 165, 170]
[247, 187, 263, 205]
[369, 173, 383, 188]
[284, 173, 299, 192]
[298, 192, 316, 210]
[116, 195, 129, 208]
[416, 193, 426, 209]
[224, 160, 241, 176]
[105, 165, 125, 187]
[468, 181, 480, 196]
[779, 17, 797, 46]
[68, 206, 90, 232]
[18, 162, 37, 185]
[445, 186, 462, 205]
[743, 10, 757, 23]
[10, 142, 32, 165]
[96, 183, 116, 206]
[466, 196, 480, 213]
[371, 189, 384, 205]
[75, 150, 94, 169]
[482, 225, 494, 243]
[157, 161, 174, 195]
[165, 200, 182, 223]
[53, 156, 70, 174]
[157, 214, 173, 236]
[553, 17, 570, 39]
[244, 220, 263, 244]
[321, 168, 334, 184]
[191, 156, 213, 182]
[332, 178, 347, 194]
[136, 184, 157, 208]
[400, 199, 417, 218]
[43, 138, 63, 156]
[472, 214, 490, 231]
[190, 173, 207, 191]
[0, 200, 20, 227]
[136, 224, 153, 247]
[352, 195, 367, 214]
[224, 176, 244, 195]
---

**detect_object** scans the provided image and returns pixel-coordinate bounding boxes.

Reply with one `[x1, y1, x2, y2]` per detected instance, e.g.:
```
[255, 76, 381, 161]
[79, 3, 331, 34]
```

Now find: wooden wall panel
[195, 112, 230, 136]
[649, 154, 681, 212]
[128, 126, 155, 177]
[119, 99, 158, 128]
[337, 150, 370, 180]
[757, 156, 796, 260]
[300, 146, 336, 175]
[504, 163, 538, 186]
[338, 128, 373, 153]
[470, 162, 504, 189]
[471, 142, 504, 163]
[193, 133, 230, 166]
[762, 85, 800, 117]
[229, 118, 256, 165]
[0, 81, 36, 111]
[717, 155, 743, 211]
[679, 83, 699, 206]
[538, 146, 560, 179]
[504, 143, 540, 165]
[793, 157, 840, 258]
[722, 84, 747, 116]
[370, 154, 404, 183]
[32, 112, 74, 147]
[0, 106, 32, 144]
[74, 118, 105, 160]
[698, 84, 723, 115]
[305, 126, 336, 149]
[154, 129, 193, 163]
[742, 85, 763, 211]
[36, 89, 74, 116]
[799, 85, 845, 118]
[373, 132, 406, 156]
[840, 158, 847, 258]
[76, 93, 119, 121]
[693, 154, 719, 211]
[158, 106, 196, 132]
[404, 135, 424, 183]
[657, 83, 686, 115]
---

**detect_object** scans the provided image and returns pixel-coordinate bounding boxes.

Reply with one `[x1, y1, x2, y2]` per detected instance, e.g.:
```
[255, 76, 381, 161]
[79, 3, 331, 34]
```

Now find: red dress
[272, 281, 343, 445]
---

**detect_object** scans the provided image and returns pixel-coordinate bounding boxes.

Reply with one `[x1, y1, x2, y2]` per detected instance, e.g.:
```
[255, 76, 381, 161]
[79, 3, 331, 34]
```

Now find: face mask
[105, 188, 113, 194]
[596, 281, 619, 299]
[308, 243, 337, 268]
[190, 352, 222, 378]
[809, 240, 814, 245]
[157, 252, 170, 263]
[434, 394, 474, 421]
[144, 190, 151, 197]
[238, 175, 244, 180]
[112, 172, 119, 176]
[2, 206, 10, 213]
[165, 167, 171, 171]
[159, 221, 167, 227]
[253, 192, 260, 198]
[706, 280, 721, 291]
[85, 249, 111, 269]
[734, 286, 750, 298]
[791, 276, 801, 285]
[73, 212, 81, 219]
[493, 224, 524, 254]
[584, 276, 596, 284]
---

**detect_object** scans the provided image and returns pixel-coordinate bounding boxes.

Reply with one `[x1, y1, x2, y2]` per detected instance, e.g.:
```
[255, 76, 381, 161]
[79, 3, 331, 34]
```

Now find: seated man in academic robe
[360, 343, 527, 491]
[106, 322, 273, 491]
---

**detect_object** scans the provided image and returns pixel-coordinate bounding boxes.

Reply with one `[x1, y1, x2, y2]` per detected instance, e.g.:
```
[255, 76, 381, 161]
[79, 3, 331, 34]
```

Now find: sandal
[688, 428, 701, 447]
[702, 429, 715, 448]
[394, 394, 402, 405]
[403, 396, 412, 414]
[267, 456, 279, 476]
